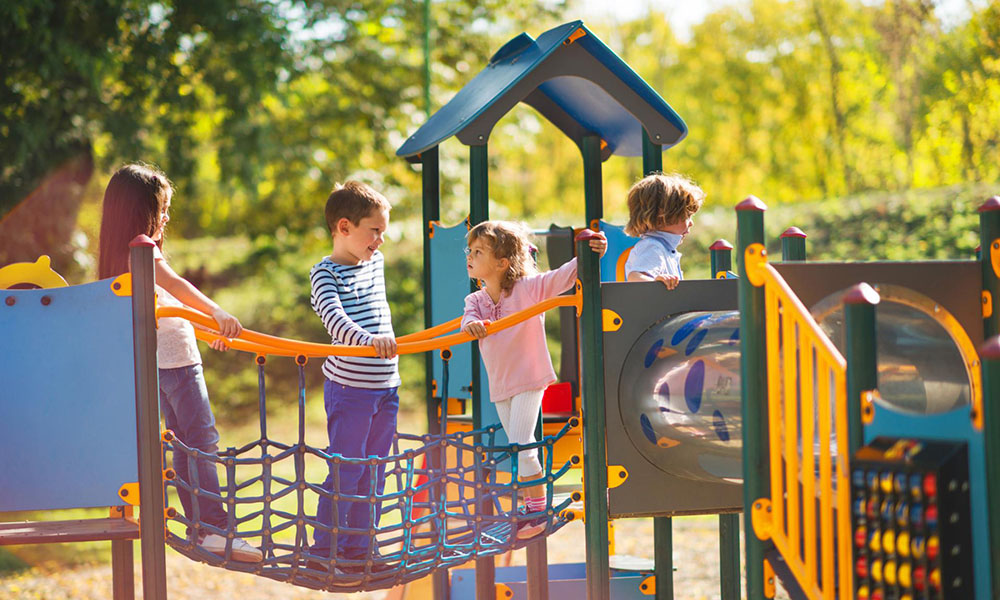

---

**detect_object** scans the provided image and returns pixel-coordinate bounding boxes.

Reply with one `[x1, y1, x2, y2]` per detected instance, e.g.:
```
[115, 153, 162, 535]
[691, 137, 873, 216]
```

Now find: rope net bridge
[155, 293, 582, 592]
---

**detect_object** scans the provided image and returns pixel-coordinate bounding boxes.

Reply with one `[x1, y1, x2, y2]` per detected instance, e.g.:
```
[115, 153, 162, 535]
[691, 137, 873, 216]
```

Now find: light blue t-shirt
[623, 231, 684, 280]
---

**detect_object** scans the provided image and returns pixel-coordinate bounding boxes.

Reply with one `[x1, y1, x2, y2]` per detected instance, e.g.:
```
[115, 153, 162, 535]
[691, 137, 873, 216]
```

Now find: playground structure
[1, 18, 999, 600]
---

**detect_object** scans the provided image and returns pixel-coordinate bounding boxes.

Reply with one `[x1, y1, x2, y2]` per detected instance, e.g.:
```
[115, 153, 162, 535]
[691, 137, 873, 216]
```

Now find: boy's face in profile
[660, 214, 694, 240]
[331, 207, 390, 265]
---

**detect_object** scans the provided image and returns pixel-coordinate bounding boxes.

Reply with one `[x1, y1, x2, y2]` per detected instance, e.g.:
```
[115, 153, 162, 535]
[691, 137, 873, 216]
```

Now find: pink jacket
[462, 258, 578, 402]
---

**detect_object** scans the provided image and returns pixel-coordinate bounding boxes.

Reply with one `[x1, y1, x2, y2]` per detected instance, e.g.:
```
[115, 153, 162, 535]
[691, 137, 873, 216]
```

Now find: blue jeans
[312, 382, 399, 559]
[159, 364, 227, 531]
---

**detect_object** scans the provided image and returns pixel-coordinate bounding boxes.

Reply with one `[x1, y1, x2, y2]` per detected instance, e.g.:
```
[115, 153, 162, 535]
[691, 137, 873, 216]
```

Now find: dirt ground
[0, 515, 792, 600]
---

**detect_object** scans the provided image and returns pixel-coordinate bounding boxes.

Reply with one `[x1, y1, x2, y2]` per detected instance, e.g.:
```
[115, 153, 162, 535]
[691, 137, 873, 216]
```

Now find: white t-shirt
[152, 246, 202, 369]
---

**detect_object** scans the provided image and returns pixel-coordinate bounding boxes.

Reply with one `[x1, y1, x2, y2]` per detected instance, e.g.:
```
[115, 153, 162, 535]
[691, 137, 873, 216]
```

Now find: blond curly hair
[624, 173, 705, 237]
[467, 220, 538, 294]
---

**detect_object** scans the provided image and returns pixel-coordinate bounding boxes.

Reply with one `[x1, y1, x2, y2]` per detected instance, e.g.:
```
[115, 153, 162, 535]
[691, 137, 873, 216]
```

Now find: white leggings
[494, 389, 544, 478]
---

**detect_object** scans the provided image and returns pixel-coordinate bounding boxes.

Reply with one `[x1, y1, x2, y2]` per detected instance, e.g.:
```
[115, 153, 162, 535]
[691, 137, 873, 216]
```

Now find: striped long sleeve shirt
[309, 252, 400, 389]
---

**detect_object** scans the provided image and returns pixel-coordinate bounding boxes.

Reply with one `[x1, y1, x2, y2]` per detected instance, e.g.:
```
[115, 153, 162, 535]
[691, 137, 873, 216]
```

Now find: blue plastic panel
[429, 222, 475, 401]
[867, 405, 992, 599]
[0, 279, 138, 511]
[598, 220, 639, 283]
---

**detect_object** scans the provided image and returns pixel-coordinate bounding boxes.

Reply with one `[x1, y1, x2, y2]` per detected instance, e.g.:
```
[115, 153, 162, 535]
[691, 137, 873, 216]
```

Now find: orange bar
[158, 293, 580, 357]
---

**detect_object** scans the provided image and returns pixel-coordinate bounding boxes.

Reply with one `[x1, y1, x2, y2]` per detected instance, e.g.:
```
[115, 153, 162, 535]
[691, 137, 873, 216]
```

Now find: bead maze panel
[0, 278, 138, 511]
[602, 278, 742, 517]
[851, 437, 973, 600]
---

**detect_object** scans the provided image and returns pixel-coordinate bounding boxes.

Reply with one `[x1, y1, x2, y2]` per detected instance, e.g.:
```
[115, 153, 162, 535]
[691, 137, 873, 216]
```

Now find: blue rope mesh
[163, 354, 576, 592]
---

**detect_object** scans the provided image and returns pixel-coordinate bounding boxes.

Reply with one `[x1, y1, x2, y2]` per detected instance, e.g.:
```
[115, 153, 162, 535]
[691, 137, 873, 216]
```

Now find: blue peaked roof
[396, 21, 687, 161]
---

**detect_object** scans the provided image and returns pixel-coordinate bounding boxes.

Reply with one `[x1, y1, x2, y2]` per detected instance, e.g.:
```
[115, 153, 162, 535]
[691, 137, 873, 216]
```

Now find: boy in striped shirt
[309, 181, 399, 574]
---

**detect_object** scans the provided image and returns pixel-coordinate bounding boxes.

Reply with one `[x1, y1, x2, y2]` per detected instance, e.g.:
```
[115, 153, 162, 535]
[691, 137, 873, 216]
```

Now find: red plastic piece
[780, 227, 807, 238]
[129, 234, 156, 248]
[541, 382, 573, 415]
[977, 196, 1000, 212]
[843, 283, 881, 306]
[709, 239, 734, 251]
[923, 474, 937, 498]
[735, 196, 767, 212]
[574, 229, 602, 242]
[980, 336, 1000, 360]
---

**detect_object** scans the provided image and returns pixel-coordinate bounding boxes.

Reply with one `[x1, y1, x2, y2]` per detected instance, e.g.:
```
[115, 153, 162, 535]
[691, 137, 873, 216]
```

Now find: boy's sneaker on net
[302, 558, 362, 583]
[198, 533, 263, 562]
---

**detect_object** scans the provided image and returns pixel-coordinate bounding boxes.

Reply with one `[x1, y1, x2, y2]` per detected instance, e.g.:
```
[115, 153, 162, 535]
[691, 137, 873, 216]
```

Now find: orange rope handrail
[156, 286, 582, 358]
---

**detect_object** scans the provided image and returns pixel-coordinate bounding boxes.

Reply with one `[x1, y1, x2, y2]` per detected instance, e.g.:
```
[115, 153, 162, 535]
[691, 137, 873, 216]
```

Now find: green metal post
[653, 517, 673, 600]
[580, 134, 610, 600]
[129, 236, 167, 600]
[642, 126, 675, 600]
[642, 128, 663, 174]
[843, 283, 879, 456]
[736, 196, 769, 600]
[469, 142, 494, 600]
[979, 336, 1000, 600]
[718, 513, 741, 600]
[419, 147, 450, 600]
[710, 239, 734, 279]
[780, 227, 807, 261]
[422, 147, 441, 434]
[979, 197, 1000, 339]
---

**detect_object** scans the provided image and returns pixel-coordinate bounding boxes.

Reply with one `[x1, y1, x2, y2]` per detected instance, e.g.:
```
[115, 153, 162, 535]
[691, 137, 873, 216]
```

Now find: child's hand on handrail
[372, 334, 398, 358]
[462, 320, 491, 339]
[211, 307, 243, 339]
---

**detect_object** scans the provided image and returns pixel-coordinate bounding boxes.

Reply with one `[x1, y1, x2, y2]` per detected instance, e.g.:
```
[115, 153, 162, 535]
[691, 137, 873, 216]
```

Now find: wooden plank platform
[0, 518, 140, 545]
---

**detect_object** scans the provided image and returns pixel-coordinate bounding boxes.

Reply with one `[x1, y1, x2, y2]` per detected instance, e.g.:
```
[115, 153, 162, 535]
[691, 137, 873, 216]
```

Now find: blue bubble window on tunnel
[617, 310, 743, 484]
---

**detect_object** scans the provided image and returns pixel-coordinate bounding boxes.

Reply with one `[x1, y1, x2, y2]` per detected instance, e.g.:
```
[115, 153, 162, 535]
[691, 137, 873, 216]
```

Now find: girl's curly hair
[467, 220, 538, 294]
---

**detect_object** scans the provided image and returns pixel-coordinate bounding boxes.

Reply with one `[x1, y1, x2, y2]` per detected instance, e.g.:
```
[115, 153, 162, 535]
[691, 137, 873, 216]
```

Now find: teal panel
[598, 220, 639, 283]
[868, 406, 992, 599]
[0, 279, 138, 511]
[429, 222, 474, 401]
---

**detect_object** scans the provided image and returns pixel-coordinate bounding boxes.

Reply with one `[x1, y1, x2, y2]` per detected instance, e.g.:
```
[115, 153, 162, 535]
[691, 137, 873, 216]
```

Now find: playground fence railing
[749, 259, 853, 600]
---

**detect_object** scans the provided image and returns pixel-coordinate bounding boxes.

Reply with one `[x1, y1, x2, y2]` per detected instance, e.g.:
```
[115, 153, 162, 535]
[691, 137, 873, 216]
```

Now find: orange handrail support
[156, 288, 582, 358]
[746, 246, 853, 600]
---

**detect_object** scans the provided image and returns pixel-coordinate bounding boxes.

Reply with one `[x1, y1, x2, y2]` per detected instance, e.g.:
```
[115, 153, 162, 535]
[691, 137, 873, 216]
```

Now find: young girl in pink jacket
[461, 220, 606, 538]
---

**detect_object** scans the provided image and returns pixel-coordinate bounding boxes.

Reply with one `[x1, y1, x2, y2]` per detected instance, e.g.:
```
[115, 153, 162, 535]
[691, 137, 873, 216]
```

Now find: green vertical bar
[653, 516, 673, 600]
[580, 134, 610, 600]
[980, 337, 1000, 600]
[718, 513, 741, 600]
[736, 197, 768, 600]
[420, 147, 449, 600]
[780, 227, 807, 261]
[643, 127, 675, 600]
[129, 236, 167, 600]
[469, 142, 489, 431]
[422, 147, 441, 433]
[642, 128, 663, 175]
[710, 240, 734, 279]
[979, 197, 1000, 339]
[844, 283, 879, 455]
[469, 142, 494, 600]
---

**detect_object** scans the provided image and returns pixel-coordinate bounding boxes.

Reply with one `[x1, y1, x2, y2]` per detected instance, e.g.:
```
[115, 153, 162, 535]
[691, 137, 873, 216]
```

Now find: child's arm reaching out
[154, 259, 242, 350]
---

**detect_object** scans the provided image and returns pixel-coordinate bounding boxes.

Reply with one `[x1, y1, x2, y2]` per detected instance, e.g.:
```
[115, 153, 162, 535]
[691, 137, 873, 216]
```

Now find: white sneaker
[199, 533, 263, 562]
